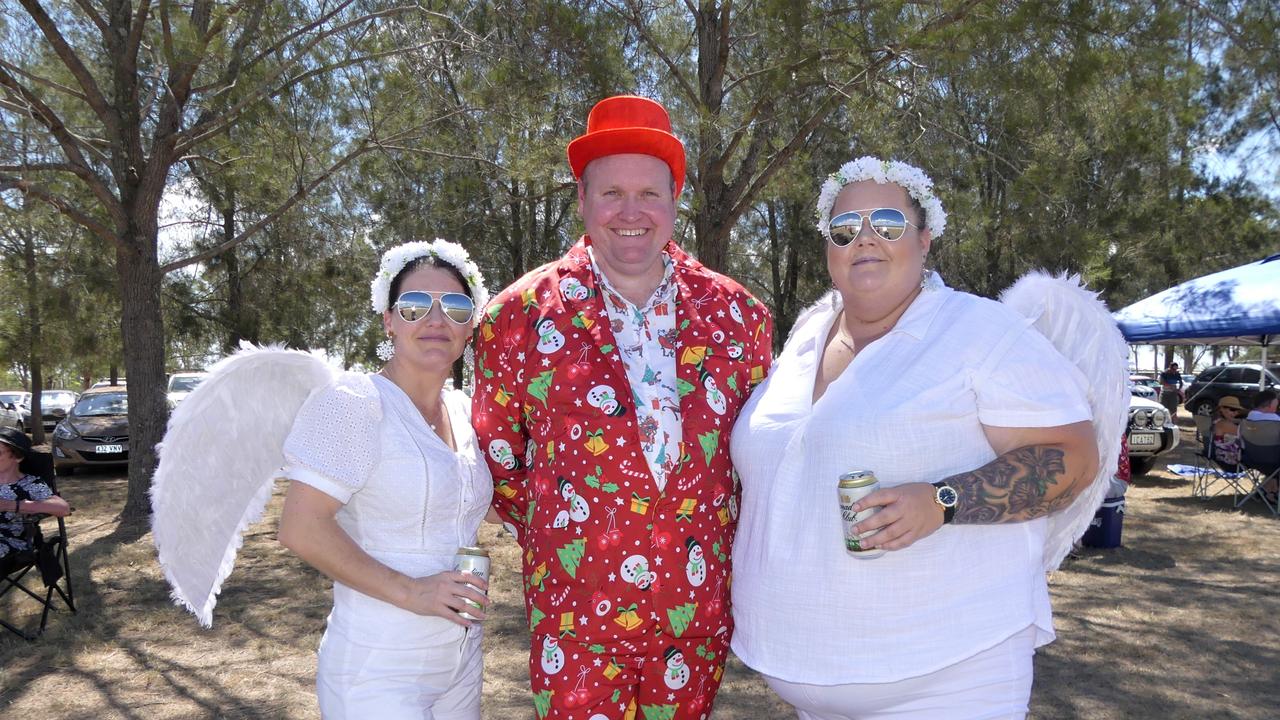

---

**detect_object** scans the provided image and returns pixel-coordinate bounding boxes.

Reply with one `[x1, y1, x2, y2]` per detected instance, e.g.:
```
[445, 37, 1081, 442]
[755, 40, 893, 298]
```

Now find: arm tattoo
[949, 445, 1076, 524]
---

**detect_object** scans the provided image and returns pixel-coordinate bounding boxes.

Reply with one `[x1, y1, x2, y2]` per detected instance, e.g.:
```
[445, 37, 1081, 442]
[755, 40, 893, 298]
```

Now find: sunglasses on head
[393, 290, 475, 325]
[827, 208, 919, 246]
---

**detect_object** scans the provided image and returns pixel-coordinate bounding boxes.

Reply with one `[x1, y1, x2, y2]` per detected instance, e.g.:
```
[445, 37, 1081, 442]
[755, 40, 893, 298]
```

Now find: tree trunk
[21, 227, 45, 444]
[116, 235, 169, 521]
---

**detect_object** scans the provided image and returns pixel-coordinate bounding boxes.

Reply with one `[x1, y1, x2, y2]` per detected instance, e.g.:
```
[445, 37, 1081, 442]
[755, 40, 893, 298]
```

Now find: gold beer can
[453, 546, 490, 621]
[837, 471, 885, 559]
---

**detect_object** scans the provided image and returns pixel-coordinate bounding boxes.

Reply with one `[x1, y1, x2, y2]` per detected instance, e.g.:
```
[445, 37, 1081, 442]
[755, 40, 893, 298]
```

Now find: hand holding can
[453, 547, 491, 621]
[838, 471, 886, 559]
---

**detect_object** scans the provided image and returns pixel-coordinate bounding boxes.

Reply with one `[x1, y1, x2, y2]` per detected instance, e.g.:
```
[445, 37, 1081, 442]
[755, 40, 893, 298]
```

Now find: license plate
[95, 444, 124, 453]
[1129, 433, 1158, 448]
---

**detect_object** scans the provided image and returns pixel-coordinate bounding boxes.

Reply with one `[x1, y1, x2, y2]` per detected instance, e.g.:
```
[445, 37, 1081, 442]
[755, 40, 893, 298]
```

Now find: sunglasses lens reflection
[440, 293, 475, 324]
[828, 212, 863, 247]
[869, 208, 907, 241]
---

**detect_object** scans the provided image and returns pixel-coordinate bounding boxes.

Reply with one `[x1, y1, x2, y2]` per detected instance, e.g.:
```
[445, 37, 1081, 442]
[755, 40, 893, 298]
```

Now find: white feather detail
[999, 272, 1129, 572]
[150, 343, 337, 627]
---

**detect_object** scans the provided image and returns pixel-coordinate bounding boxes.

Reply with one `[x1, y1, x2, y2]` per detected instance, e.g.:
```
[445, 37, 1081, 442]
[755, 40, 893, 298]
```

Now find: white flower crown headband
[815, 157, 947, 241]
[370, 239, 490, 326]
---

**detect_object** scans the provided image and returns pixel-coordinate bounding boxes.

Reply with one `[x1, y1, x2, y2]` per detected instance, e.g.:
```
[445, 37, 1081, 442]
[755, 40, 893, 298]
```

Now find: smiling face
[382, 265, 471, 372]
[826, 180, 932, 310]
[577, 153, 676, 286]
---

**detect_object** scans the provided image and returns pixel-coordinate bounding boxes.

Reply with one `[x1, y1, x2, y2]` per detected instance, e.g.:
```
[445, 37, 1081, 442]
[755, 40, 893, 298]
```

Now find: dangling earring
[463, 344, 475, 373]
[377, 334, 395, 361]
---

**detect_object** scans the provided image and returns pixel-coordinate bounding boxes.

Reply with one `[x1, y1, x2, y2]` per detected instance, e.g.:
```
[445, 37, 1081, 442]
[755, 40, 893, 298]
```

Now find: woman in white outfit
[730, 158, 1106, 719]
[277, 240, 494, 719]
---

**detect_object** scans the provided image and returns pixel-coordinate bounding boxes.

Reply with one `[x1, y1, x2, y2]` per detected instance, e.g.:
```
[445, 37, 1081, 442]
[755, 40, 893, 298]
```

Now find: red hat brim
[567, 127, 686, 196]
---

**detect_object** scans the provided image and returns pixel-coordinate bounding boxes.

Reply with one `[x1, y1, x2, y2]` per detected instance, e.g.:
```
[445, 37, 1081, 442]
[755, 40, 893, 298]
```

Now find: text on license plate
[1129, 433, 1158, 448]
[95, 444, 124, 453]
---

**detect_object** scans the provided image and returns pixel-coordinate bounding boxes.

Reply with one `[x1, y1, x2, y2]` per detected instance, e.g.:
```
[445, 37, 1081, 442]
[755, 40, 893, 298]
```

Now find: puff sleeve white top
[282, 372, 492, 646]
[729, 285, 1091, 685]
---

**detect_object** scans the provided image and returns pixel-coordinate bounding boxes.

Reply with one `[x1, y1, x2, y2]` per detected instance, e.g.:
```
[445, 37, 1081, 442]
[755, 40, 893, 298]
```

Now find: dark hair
[388, 255, 473, 309]
[1255, 390, 1278, 409]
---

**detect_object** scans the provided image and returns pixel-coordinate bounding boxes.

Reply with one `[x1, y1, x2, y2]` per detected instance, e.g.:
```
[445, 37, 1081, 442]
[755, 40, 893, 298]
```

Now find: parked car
[1127, 394, 1180, 476]
[1183, 363, 1280, 417]
[166, 372, 207, 407]
[90, 378, 126, 388]
[41, 389, 80, 432]
[0, 391, 33, 432]
[1128, 374, 1158, 400]
[0, 397, 24, 433]
[52, 387, 129, 474]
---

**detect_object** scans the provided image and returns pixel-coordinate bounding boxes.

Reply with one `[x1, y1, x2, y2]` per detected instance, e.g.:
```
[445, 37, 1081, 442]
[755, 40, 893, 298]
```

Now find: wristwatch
[931, 481, 958, 524]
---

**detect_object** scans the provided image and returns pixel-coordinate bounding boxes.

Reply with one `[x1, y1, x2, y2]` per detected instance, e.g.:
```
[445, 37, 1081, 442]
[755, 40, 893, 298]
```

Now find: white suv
[167, 372, 207, 407]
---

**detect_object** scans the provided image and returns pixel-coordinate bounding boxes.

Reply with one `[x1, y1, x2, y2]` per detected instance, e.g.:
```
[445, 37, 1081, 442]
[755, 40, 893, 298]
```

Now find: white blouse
[729, 284, 1091, 685]
[282, 373, 492, 647]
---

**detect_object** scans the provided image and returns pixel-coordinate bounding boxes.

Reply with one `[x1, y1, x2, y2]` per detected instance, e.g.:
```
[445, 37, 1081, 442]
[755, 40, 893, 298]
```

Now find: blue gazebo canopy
[1113, 253, 1280, 347]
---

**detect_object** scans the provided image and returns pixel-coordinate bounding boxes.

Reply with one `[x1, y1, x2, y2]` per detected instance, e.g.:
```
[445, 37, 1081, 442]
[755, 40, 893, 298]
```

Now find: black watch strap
[931, 481, 958, 524]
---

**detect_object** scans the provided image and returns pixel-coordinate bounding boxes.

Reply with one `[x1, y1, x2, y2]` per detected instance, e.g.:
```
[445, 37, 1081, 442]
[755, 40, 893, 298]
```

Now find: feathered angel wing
[150, 344, 337, 627]
[999, 272, 1130, 572]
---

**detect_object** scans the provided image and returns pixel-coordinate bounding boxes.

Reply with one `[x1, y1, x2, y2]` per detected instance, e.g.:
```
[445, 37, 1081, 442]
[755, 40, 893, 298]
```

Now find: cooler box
[1082, 496, 1124, 548]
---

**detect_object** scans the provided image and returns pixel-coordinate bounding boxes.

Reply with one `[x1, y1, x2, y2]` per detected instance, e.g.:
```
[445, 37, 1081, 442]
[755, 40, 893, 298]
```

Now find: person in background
[0, 427, 71, 576]
[1209, 395, 1245, 467]
[1245, 389, 1279, 422]
[1158, 362, 1183, 420]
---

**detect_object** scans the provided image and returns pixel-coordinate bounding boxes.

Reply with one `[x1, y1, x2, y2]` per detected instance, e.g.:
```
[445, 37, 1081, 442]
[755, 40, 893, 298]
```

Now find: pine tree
[533, 690, 554, 719]
[557, 538, 586, 579]
[641, 703, 678, 720]
[666, 602, 698, 638]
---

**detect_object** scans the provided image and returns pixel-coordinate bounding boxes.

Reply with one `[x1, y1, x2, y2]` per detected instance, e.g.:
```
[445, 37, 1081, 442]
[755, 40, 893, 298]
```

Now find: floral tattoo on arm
[948, 446, 1076, 524]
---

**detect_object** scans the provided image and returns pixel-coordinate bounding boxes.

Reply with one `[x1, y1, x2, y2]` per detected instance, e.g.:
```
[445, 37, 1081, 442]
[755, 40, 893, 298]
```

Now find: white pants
[764, 626, 1036, 720]
[316, 620, 482, 719]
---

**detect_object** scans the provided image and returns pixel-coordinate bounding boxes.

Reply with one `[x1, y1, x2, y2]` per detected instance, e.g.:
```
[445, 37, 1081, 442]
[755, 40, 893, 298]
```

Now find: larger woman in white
[730, 157, 1122, 719]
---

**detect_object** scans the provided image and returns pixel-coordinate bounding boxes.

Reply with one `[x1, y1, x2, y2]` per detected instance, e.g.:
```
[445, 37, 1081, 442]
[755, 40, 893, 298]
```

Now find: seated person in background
[1246, 390, 1280, 422]
[0, 427, 71, 576]
[1243, 390, 1279, 502]
[1209, 396, 1245, 467]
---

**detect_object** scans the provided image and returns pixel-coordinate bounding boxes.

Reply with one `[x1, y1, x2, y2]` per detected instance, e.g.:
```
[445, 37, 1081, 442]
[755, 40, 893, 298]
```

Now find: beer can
[837, 471, 885, 559]
[453, 546, 490, 621]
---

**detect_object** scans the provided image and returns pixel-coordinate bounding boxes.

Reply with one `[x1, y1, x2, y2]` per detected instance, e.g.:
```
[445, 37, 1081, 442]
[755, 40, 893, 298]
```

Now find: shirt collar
[586, 245, 676, 313]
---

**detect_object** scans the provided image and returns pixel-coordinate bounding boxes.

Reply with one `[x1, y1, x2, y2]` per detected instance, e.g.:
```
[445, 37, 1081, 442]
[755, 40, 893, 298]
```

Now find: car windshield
[74, 393, 128, 416]
[0, 393, 26, 405]
[169, 376, 204, 392]
[43, 391, 76, 404]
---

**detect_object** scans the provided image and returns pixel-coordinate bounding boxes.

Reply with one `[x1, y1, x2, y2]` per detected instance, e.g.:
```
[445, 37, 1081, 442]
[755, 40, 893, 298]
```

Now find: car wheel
[1130, 456, 1157, 477]
[1190, 398, 1216, 418]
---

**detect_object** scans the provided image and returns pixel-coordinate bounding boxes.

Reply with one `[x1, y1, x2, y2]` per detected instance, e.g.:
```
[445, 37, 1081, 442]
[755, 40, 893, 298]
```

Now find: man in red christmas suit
[474, 95, 773, 720]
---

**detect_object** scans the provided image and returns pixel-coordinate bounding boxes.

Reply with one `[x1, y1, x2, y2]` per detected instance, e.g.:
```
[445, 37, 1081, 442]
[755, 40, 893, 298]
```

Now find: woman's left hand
[850, 483, 945, 551]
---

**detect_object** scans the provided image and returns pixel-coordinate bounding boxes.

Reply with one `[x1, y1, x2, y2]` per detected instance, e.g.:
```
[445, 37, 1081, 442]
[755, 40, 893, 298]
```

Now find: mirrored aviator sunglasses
[394, 290, 475, 325]
[827, 208, 915, 246]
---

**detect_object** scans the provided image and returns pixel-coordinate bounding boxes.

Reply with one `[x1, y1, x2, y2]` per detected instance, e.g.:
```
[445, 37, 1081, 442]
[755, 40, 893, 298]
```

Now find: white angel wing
[999, 272, 1129, 572]
[150, 343, 337, 627]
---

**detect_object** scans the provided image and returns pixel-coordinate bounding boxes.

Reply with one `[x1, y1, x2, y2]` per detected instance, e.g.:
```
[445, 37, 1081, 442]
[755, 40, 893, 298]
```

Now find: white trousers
[316, 620, 483, 719]
[764, 626, 1036, 720]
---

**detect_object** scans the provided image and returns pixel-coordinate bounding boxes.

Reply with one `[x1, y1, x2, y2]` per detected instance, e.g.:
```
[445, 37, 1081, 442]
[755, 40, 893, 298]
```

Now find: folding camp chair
[1, 451, 76, 640]
[1190, 420, 1249, 499]
[1236, 420, 1280, 516]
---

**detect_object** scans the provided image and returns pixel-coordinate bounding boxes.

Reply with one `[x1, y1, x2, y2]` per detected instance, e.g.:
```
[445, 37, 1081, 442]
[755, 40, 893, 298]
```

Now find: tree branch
[0, 60, 89, 103]
[0, 174, 115, 244]
[601, 0, 699, 104]
[161, 140, 375, 273]
[18, 0, 119, 138]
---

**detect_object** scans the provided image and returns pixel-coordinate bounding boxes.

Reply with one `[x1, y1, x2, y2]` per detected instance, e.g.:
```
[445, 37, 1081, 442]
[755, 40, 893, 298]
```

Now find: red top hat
[567, 95, 686, 196]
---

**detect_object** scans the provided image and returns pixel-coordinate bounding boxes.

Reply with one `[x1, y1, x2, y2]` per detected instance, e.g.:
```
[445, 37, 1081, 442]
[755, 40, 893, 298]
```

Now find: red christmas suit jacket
[473, 237, 773, 646]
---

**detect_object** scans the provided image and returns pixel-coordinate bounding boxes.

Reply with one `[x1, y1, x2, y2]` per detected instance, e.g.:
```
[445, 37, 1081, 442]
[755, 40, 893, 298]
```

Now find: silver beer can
[837, 470, 885, 559]
[453, 546, 490, 621]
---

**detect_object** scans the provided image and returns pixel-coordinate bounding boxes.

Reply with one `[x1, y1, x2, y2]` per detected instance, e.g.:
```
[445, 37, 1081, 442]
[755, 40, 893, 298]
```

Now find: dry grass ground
[2, 424, 1276, 719]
